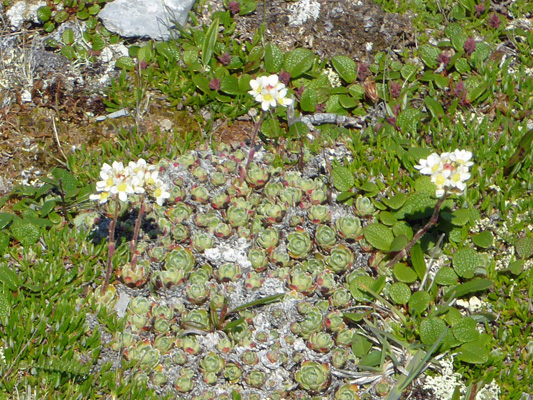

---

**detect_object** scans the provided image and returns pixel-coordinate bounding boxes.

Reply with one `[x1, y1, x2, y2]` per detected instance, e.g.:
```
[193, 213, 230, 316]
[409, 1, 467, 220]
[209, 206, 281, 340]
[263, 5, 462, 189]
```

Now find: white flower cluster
[90, 159, 170, 206]
[415, 149, 473, 198]
[248, 75, 293, 111]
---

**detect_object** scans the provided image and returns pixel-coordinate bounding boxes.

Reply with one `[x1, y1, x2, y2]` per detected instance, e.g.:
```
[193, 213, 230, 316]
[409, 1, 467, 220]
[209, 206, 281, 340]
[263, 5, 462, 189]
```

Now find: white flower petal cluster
[90, 159, 170, 205]
[415, 149, 473, 198]
[248, 75, 293, 111]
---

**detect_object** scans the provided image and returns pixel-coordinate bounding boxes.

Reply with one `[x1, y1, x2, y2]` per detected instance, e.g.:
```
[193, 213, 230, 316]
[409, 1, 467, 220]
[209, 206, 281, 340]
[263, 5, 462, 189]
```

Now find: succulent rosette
[309, 188, 328, 205]
[307, 331, 335, 353]
[279, 186, 303, 206]
[192, 232, 215, 252]
[335, 383, 360, 400]
[182, 309, 210, 331]
[190, 184, 210, 203]
[248, 248, 269, 272]
[327, 244, 355, 273]
[325, 310, 346, 332]
[288, 268, 316, 295]
[287, 228, 313, 259]
[246, 162, 270, 188]
[316, 270, 337, 296]
[308, 204, 331, 224]
[224, 363, 243, 383]
[295, 361, 331, 393]
[270, 247, 291, 267]
[191, 165, 208, 182]
[210, 171, 226, 186]
[225, 204, 251, 227]
[299, 308, 324, 338]
[263, 181, 284, 200]
[200, 351, 226, 376]
[165, 247, 196, 272]
[246, 369, 267, 388]
[213, 222, 233, 239]
[171, 223, 189, 242]
[258, 202, 286, 224]
[256, 227, 280, 251]
[336, 215, 363, 240]
[315, 224, 338, 250]
[117, 260, 150, 288]
[355, 195, 375, 216]
[215, 263, 242, 282]
[331, 348, 349, 369]
[166, 203, 193, 223]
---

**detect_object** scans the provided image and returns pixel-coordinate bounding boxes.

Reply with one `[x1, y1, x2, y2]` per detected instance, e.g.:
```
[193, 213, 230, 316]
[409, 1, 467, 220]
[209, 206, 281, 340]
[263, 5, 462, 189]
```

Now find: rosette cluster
[248, 74, 293, 111]
[415, 149, 474, 198]
[90, 159, 170, 205]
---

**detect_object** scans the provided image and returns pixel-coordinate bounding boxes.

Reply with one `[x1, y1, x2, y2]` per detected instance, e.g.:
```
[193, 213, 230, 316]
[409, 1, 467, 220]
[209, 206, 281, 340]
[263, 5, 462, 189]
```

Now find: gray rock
[98, 0, 196, 41]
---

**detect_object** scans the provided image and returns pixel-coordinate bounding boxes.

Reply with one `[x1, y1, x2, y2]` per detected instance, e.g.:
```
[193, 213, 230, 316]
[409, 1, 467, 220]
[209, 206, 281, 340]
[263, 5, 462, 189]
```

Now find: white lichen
[288, 0, 321, 27]
[423, 356, 466, 400]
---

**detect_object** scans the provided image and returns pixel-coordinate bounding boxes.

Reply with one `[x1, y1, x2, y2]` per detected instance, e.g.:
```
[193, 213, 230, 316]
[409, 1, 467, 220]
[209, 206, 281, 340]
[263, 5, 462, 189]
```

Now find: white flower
[95, 163, 116, 192]
[110, 178, 134, 202]
[275, 88, 293, 107]
[248, 74, 292, 111]
[415, 153, 443, 175]
[89, 191, 111, 204]
[152, 179, 170, 206]
[448, 165, 471, 191]
[451, 149, 474, 167]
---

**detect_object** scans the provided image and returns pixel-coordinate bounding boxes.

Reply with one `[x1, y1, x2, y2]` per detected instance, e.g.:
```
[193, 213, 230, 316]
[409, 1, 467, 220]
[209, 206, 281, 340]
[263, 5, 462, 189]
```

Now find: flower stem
[102, 198, 120, 294]
[384, 194, 448, 270]
[130, 195, 146, 268]
[239, 110, 266, 184]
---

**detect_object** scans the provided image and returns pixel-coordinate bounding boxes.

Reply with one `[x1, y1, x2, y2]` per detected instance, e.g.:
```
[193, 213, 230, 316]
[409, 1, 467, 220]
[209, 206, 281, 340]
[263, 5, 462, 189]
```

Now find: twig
[293, 113, 368, 131]
[51, 116, 68, 163]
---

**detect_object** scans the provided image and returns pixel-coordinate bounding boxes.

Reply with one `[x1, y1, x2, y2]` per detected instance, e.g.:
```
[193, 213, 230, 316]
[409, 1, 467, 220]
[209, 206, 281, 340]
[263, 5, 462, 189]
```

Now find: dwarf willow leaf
[115, 56, 135, 70]
[397, 108, 422, 133]
[408, 291, 430, 314]
[390, 235, 408, 252]
[456, 335, 490, 364]
[393, 264, 418, 283]
[331, 55, 357, 83]
[443, 208, 470, 226]
[0, 213, 12, 230]
[10, 220, 40, 246]
[0, 292, 9, 319]
[264, 43, 284, 73]
[0, 265, 19, 291]
[351, 333, 372, 357]
[363, 223, 394, 251]
[419, 44, 440, 69]
[284, 48, 314, 78]
[382, 193, 407, 210]
[389, 282, 411, 305]
[445, 23, 466, 51]
[453, 248, 479, 278]
[420, 317, 446, 345]
[52, 168, 78, 192]
[434, 267, 459, 285]
[349, 275, 374, 302]
[507, 260, 524, 275]
[395, 192, 438, 220]
[300, 88, 317, 112]
[472, 231, 493, 248]
[220, 76, 241, 95]
[379, 211, 397, 226]
[516, 236, 533, 259]
[392, 221, 413, 240]
[37, 6, 52, 22]
[452, 317, 479, 343]
[331, 166, 354, 192]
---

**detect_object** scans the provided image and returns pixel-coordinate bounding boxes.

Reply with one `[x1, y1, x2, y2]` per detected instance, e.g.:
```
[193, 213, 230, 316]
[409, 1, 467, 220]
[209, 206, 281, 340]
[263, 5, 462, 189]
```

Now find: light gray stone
[98, 0, 196, 41]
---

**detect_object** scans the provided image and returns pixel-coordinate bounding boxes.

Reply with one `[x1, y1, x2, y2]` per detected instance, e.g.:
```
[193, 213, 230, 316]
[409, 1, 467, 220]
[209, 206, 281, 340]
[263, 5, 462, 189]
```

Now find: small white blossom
[152, 179, 170, 206]
[248, 74, 293, 111]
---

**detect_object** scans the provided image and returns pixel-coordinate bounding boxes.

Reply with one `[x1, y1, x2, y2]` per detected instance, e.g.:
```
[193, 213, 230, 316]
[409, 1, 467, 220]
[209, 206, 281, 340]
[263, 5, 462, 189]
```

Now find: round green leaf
[349, 275, 374, 303]
[456, 338, 489, 364]
[363, 223, 394, 251]
[444, 307, 463, 326]
[452, 317, 479, 343]
[389, 282, 411, 305]
[382, 193, 407, 210]
[393, 264, 418, 283]
[10, 220, 40, 246]
[331, 55, 357, 83]
[37, 6, 52, 22]
[408, 291, 430, 314]
[472, 231, 493, 248]
[453, 248, 479, 279]
[0, 213, 13, 230]
[284, 48, 314, 78]
[264, 44, 284, 73]
[389, 235, 408, 252]
[43, 21, 55, 33]
[115, 56, 135, 70]
[419, 317, 446, 345]
[62, 28, 75, 45]
[300, 88, 317, 112]
[434, 267, 459, 285]
[379, 211, 397, 226]
[516, 236, 533, 259]
[54, 10, 69, 23]
[61, 45, 76, 60]
[419, 44, 440, 68]
[331, 166, 354, 192]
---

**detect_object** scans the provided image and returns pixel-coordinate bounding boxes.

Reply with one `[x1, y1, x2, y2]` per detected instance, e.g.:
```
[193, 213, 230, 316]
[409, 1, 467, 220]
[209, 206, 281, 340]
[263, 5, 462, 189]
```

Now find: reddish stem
[102, 199, 120, 294]
[130, 196, 146, 268]
[239, 110, 266, 184]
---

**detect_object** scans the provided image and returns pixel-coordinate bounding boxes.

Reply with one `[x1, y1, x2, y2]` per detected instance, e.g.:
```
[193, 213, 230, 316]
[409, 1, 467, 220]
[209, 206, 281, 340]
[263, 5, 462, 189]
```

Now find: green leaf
[0, 213, 13, 230]
[424, 96, 444, 118]
[0, 265, 20, 291]
[300, 87, 317, 112]
[456, 335, 490, 364]
[442, 208, 470, 227]
[516, 236, 533, 259]
[359, 350, 382, 367]
[445, 23, 466, 51]
[288, 121, 309, 139]
[62, 28, 75, 45]
[88, 4, 101, 15]
[452, 317, 479, 343]
[10, 220, 40, 246]
[264, 44, 284, 73]
[435, 267, 459, 285]
[455, 58, 470, 74]
[363, 223, 394, 251]
[505, 129, 533, 174]
[467, 82, 488, 103]
[393, 221, 413, 241]
[389, 235, 408, 252]
[202, 17, 219, 67]
[43, 21, 55, 33]
[137, 45, 153, 63]
[382, 193, 407, 210]
[284, 48, 314, 78]
[379, 211, 397, 226]
[52, 168, 78, 192]
[115, 56, 135, 70]
[389, 282, 411, 305]
[408, 291, 430, 314]
[61, 45, 76, 60]
[339, 94, 357, 109]
[331, 166, 355, 192]
[472, 231, 493, 248]
[410, 243, 426, 280]
[444, 279, 493, 301]
[349, 275, 374, 302]
[419, 44, 440, 69]
[40, 200, 57, 218]
[343, 312, 369, 323]
[507, 260, 524, 275]
[395, 192, 438, 220]
[397, 108, 422, 133]
[393, 264, 418, 283]
[0, 232, 9, 254]
[470, 42, 490, 64]
[419, 317, 446, 345]
[351, 333, 372, 357]
[452, 248, 479, 279]
[331, 55, 357, 83]
[220, 76, 241, 95]
[0, 292, 9, 319]
[37, 6, 52, 22]
[401, 64, 418, 80]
